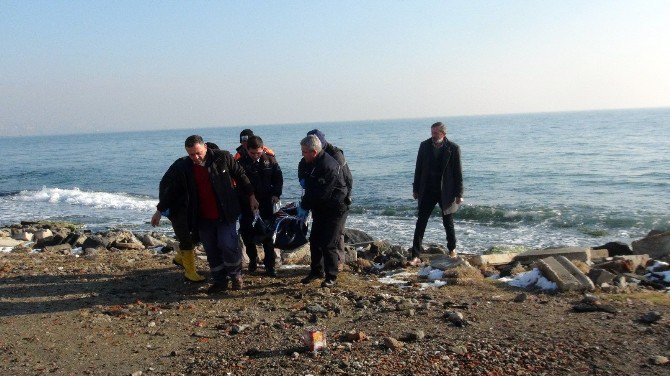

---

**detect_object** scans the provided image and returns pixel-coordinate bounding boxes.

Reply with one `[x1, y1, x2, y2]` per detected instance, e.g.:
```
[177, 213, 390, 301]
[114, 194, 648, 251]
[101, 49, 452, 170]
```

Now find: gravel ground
[1, 249, 669, 375]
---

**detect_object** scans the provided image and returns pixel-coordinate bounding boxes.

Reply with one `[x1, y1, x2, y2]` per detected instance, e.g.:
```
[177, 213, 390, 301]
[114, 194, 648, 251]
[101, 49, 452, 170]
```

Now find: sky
[1, 0, 669, 137]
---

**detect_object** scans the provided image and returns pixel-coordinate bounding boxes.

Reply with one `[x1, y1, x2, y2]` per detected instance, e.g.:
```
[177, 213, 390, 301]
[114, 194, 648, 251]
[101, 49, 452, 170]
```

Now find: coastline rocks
[593, 241, 633, 256]
[281, 243, 311, 265]
[632, 231, 670, 259]
[484, 244, 529, 255]
[343, 228, 375, 245]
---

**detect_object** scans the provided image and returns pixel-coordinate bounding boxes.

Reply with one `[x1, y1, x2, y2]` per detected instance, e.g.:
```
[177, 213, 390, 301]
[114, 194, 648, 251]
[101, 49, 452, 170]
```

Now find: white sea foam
[10, 187, 156, 212]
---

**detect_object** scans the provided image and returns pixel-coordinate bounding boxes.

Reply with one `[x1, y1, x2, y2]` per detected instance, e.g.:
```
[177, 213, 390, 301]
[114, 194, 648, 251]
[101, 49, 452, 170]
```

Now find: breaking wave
[7, 187, 156, 212]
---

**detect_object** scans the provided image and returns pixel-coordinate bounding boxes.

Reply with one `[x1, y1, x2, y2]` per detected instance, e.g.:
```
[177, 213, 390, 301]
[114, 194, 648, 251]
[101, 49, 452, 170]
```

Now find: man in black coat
[151, 135, 259, 293]
[298, 135, 349, 287]
[237, 135, 283, 277]
[411, 122, 464, 265]
[299, 129, 353, 268]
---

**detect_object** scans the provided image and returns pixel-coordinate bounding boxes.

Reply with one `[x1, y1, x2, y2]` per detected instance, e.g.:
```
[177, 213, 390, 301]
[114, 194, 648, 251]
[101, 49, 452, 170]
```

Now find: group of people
[151, 121, 463, 293]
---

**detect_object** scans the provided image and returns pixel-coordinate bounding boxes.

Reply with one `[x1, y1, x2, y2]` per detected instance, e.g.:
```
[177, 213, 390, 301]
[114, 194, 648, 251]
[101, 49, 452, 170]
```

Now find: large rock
[515, 247, 591, 264]
[33, 229, 53, 241]
[430, 255, 472, 270]
[343, 228, 375, 245]
[593, 241, 632, 257]
[82, 235, 110, 249]
[632, 231, 670, 259]
[467, 252, 518, 267]
[281, 243, 310, 265]
[0, 237, 22, 247]
[12, 231, 33, 242]
[536, 256, 594, 292]
[587, 268, 616, 286]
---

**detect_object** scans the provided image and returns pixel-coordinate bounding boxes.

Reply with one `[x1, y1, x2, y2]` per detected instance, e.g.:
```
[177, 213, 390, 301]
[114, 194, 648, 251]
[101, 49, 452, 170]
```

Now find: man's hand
[249, 194, 260, 212]
[271, 196, 280, 204]
[151, 210, 161, 227]
[413, 191, 418, 200]
[456, 197, 464, 205]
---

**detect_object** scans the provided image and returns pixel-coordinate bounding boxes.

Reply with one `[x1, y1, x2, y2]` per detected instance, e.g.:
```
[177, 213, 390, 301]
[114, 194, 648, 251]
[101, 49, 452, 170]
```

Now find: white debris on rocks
[499, 268, 558, 291]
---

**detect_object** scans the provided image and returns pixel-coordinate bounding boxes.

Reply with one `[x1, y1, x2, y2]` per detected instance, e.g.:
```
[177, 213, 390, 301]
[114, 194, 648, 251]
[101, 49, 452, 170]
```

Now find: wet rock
[639, 311, 662, 324]
[82, 235, 109, 249]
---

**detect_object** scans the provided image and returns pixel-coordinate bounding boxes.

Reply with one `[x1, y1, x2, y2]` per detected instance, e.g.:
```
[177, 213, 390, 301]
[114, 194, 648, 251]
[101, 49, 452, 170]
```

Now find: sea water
[1, 108, 669, 253]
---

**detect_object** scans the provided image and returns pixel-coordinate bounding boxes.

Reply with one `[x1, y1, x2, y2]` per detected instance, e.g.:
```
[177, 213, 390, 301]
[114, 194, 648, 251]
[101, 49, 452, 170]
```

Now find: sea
[1, 108, 669, 254]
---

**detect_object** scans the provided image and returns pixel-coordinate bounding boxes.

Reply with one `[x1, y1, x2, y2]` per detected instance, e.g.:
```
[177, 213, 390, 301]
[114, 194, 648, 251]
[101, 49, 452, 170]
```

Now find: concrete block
[467, 253, 518, 267]
[554, 256, 594, 291]
[588, 248, 609, 260]
[588, 268, 617, 286]
[515, 247, 591, 264]
[536, 257, 583, 292]
[43, 243, 72, 253]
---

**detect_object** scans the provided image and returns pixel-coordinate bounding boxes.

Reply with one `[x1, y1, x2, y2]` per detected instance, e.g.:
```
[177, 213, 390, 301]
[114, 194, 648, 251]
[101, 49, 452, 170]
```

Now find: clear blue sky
[2, 0, 669, 136]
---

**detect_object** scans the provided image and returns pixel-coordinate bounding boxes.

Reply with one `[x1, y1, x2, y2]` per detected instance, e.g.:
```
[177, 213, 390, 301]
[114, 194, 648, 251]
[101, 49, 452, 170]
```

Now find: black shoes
[206, 281, 228, 294]
[301, 272, 324, 284]
[265, 268, 277, 277]
[248, 262, 257, 273]
[321, 278, 337, 288]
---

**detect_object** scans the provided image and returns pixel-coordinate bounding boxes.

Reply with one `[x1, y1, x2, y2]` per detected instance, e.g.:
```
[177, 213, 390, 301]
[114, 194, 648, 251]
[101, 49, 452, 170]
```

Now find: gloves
[297, 206, 309, 220]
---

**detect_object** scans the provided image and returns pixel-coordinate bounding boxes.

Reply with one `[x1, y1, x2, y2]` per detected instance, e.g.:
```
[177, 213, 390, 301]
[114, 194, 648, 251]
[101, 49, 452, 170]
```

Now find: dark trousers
[412, 192, 456, 257]
[198, 219, 242, 283]
[310, 208, 347, 279]
[239, 199, 276, 269]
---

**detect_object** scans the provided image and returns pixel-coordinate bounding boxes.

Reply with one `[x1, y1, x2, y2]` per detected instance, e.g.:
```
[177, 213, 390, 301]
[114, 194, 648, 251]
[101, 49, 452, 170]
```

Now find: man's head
[300, 135, 322, 163]
[306, 129, 328, 149]
[246, 136, 265, 160]
[431, 122, 447, 143]
[185, 135, 207, 165]
[239, 129, 254, 148]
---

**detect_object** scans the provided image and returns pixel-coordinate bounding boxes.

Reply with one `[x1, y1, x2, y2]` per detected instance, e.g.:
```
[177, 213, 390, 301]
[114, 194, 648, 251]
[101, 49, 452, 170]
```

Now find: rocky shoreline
[1, 220, 670, 375]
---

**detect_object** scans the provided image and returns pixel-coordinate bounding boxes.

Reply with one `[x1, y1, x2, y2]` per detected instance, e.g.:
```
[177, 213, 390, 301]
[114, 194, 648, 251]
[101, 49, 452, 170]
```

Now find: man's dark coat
[413, 138, 464, 208]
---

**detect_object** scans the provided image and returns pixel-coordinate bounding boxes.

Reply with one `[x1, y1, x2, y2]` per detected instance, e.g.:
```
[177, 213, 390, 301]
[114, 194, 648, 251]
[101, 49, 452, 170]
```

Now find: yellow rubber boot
[181, 249, 205, 282]
[172, 248, 184, 268]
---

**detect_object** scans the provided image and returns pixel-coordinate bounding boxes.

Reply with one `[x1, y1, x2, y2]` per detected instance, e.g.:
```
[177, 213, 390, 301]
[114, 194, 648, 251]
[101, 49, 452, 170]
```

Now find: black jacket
[299, 151, 348, 213]
[299, 143, 353, 202]
[413, 138, 463, 207]
[237, 152, 283, 201]
[157, 148, 254, 229]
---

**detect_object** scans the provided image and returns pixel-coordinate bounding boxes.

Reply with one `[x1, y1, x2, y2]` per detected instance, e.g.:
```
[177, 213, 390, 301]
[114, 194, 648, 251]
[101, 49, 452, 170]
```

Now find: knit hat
[306, 129, 328, 148]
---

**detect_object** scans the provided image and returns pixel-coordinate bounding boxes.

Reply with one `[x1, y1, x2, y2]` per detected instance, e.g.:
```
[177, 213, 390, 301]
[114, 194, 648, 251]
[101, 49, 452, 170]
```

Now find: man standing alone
[152, 135, 258, 293]
[411, 122, 464, 265]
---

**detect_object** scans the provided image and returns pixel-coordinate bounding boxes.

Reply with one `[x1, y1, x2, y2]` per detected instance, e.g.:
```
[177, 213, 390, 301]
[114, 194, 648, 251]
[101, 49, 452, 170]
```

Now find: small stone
[147, 321, 156, 328]
[131, 372, 143, 376]
[444, 311, 468, 327]
[403, 330, 425, 342]
[449, 345, 468, 355]
[383, 337, 404, 350]
[342, 331, 367, 342]
[513, 293, 527, 303]
[649, 355, 669, 365]
[231, 324, 249, 334]
[639, 311, 662, 324]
